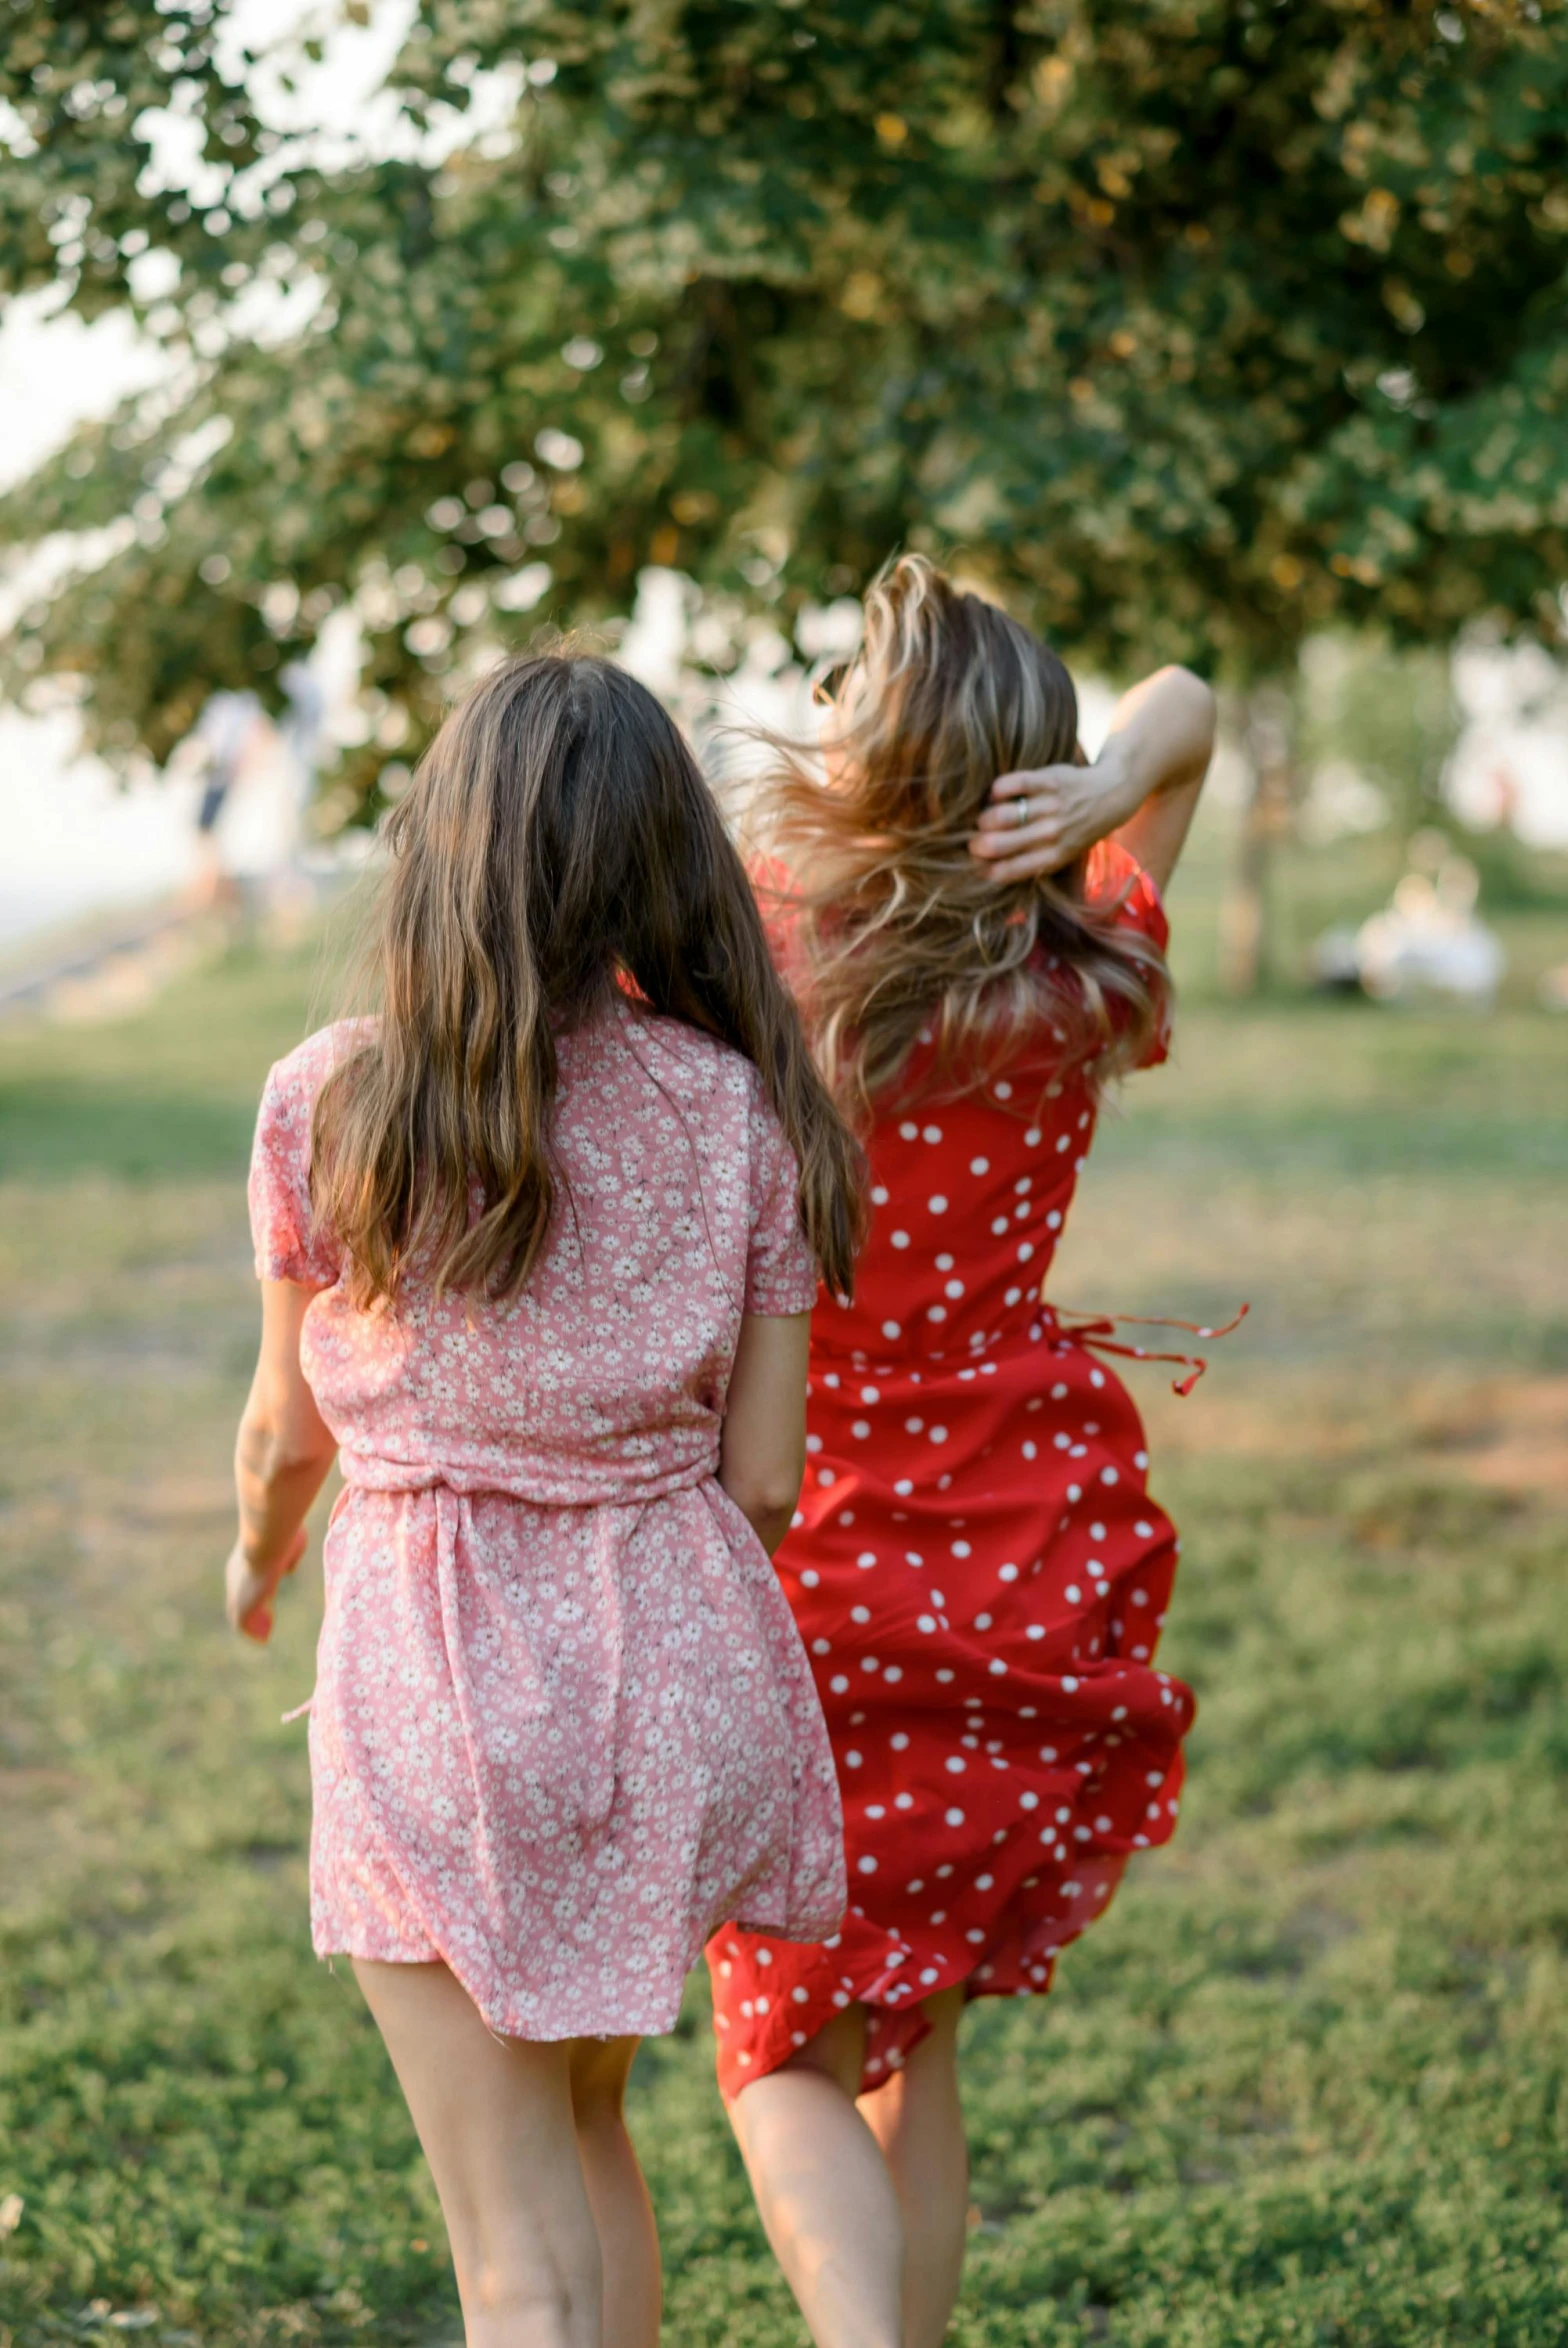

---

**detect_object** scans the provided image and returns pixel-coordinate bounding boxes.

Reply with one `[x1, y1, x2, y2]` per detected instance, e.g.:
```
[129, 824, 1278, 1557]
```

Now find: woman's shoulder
[1084, 839, 1169, 951]
[259, 1018, 377, 1125]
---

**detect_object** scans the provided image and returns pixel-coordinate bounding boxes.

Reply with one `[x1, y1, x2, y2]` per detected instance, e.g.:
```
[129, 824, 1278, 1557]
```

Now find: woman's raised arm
[967, 664, 1217, 894]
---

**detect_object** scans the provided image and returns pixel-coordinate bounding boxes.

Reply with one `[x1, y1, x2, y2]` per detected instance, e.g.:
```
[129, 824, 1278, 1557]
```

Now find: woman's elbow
[237, 1412, 334, 1486]
[726, 1467, 805, 1525]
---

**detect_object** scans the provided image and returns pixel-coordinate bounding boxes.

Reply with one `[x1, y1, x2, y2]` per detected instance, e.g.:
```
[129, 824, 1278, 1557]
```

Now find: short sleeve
[744, 1073, 820, 1316]
[247, 1037, 344, 1288]
[1085, 839, 1172, 1068]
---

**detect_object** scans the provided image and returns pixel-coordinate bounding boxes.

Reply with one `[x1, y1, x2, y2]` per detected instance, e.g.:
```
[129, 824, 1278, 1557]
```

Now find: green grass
[3, 849, 1568, 2347]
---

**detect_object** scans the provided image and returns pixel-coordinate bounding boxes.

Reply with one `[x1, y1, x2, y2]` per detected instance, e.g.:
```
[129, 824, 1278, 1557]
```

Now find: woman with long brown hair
[705, 556, 1218, 2348]
[221, 650, 863, 2348]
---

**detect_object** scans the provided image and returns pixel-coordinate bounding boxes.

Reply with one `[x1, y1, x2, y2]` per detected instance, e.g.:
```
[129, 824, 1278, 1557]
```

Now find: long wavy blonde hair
[312, 651, 864, 1307]
[755, 556, 1168, 1125]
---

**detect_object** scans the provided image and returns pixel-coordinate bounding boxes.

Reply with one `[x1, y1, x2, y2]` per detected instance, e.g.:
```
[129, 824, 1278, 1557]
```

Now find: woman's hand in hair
[967, 743, 1137, 885]
[968, 665, 1216, 894]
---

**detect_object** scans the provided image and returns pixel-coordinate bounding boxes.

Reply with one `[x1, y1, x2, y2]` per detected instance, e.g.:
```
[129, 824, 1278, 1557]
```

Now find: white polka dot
[1046, 1210, 1062, 1230]
[934, 1253, 955, 1271]
[894, 1478, 913, 1496]
[927, 1304, 947, 1322]
[969, 1156, 990, 1175]
[1026, 1624, 1045, 1640]
[929, 1425, 948, 1444]
[999, 1562, 1018, 1581]
[1025, 1128, 1041, 1147]
[945, 1806, 966, 1826]
[1022, 1439, 1037, 1461]
[905, 1415, 924, 1434]
[1135, 1520, 1154, 1538]
[811, 1636, 830, 1654]
[852, 1419, 871, 1439]
[920, 1966, 941, 1985]
[944, 1279, 964, 1299]
[974, 1610, 993, 1630]
[1101, 1467, 1119, 1485]
[801, 1569, 820, 1589]
[945, 1756, 967, 1773]
[951, 1538, 972, 1558]
[861, 1385, 880, 1403]
[891, 1731, 911, 1751]
[891, 1229, 911, 1250]
[850, 1604, 871, 1625]
[928, 1195, 948, 1214]
[1061, 1674, 1079, 1692]
[991, 1216, 1010, 1236]
[845, 1749, 863, 1767]
[922, 1124, 943, 1143]
[1005, 1287, 1022, 1307]
[884, 1664, 903, 1682]
[870, 1184, 889, 1206]
[830, 1675, 849, 1693]
[1065, 1583, 1081, 1602]
[882, 1321, 902, 1339]
[858, 1855, 878, 1874]
[1020, 1791, 1039, 1810]
[994, 1080, 1013, 1100]
[792, 1986, 810, 2004]
[805, 1433, 822, 1453]
[895, 1792, 914, 1809]
[1017, 1243, 1034, 1263]
[899, 1120, 918, 1140]
[989, 1659, 1007, 1676]
[816, 1469, 836, 1486]
[857, 1550, 877, 1568]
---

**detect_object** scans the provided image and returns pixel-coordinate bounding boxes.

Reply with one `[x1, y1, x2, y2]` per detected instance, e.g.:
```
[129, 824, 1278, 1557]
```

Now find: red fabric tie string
[1038, 1297, 1250, 1396]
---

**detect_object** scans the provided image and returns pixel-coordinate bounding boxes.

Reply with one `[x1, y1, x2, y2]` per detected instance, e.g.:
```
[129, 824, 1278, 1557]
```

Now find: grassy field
[3, 826, 1568, 2348]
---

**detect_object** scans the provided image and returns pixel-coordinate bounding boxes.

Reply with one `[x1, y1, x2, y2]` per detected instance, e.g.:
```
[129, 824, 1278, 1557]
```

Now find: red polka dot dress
[706, 843, 1196, 2098]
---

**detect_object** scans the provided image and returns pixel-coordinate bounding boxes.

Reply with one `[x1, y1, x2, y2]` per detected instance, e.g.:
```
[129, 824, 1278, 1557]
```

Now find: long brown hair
[313, 650, 864, 1306]
[755, 556, 1167, 1124]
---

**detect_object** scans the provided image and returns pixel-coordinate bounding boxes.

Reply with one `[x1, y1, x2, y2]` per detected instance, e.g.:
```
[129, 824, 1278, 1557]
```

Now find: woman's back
[813, 841, 1168, 1375]
[252, 998, 811, 1505]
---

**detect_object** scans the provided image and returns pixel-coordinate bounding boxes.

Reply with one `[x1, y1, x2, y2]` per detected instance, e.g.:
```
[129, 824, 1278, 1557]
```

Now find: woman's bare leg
[568, 2036, 660, 2348]
[353, 1960, 602, 2348]
[858, 1988, 969, 2348]
[727, 2003, 905, 2348]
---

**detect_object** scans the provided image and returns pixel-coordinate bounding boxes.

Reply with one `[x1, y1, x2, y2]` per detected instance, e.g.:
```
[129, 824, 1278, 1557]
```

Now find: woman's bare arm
[719, 1310, 812, 1555]
[225, 1279, 339, 1640]
[967, 664, 1217, 893]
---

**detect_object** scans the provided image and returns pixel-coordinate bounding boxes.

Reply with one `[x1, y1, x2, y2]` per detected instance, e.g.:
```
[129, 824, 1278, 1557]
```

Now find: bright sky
[0, 0, 420, 952]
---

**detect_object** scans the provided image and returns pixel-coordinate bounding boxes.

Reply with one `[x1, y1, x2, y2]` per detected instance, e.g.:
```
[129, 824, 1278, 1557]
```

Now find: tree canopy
[3, 0, 1566, 807]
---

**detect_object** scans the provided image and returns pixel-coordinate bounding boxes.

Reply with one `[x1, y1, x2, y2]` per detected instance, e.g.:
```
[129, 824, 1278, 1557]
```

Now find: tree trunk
[1217, 682, 1298, 998]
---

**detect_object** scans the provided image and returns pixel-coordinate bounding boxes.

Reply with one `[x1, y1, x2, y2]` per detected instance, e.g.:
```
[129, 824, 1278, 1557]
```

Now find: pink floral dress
[248, 999, 846, 2042]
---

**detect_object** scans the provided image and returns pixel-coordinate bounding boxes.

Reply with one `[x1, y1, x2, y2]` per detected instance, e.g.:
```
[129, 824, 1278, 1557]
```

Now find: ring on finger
[1013, 795, 1032, 828]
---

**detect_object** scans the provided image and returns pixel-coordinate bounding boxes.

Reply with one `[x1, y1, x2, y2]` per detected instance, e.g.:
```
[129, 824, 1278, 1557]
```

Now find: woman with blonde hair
[706, 556, 1219, 2348]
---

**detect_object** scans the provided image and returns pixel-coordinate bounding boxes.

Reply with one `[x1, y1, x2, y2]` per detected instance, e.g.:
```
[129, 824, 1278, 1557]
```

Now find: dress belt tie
[1037, 1295, 1250, 1395]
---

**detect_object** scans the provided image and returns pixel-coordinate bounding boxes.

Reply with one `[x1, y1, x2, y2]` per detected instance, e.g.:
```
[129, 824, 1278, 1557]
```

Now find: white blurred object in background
[1355, 841, 1505, 1008]
[1445, 640, 1568, 849]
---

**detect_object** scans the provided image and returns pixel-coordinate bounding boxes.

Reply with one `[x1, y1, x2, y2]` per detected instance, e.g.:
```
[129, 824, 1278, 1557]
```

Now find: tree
[3, 0, 1566, 845]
